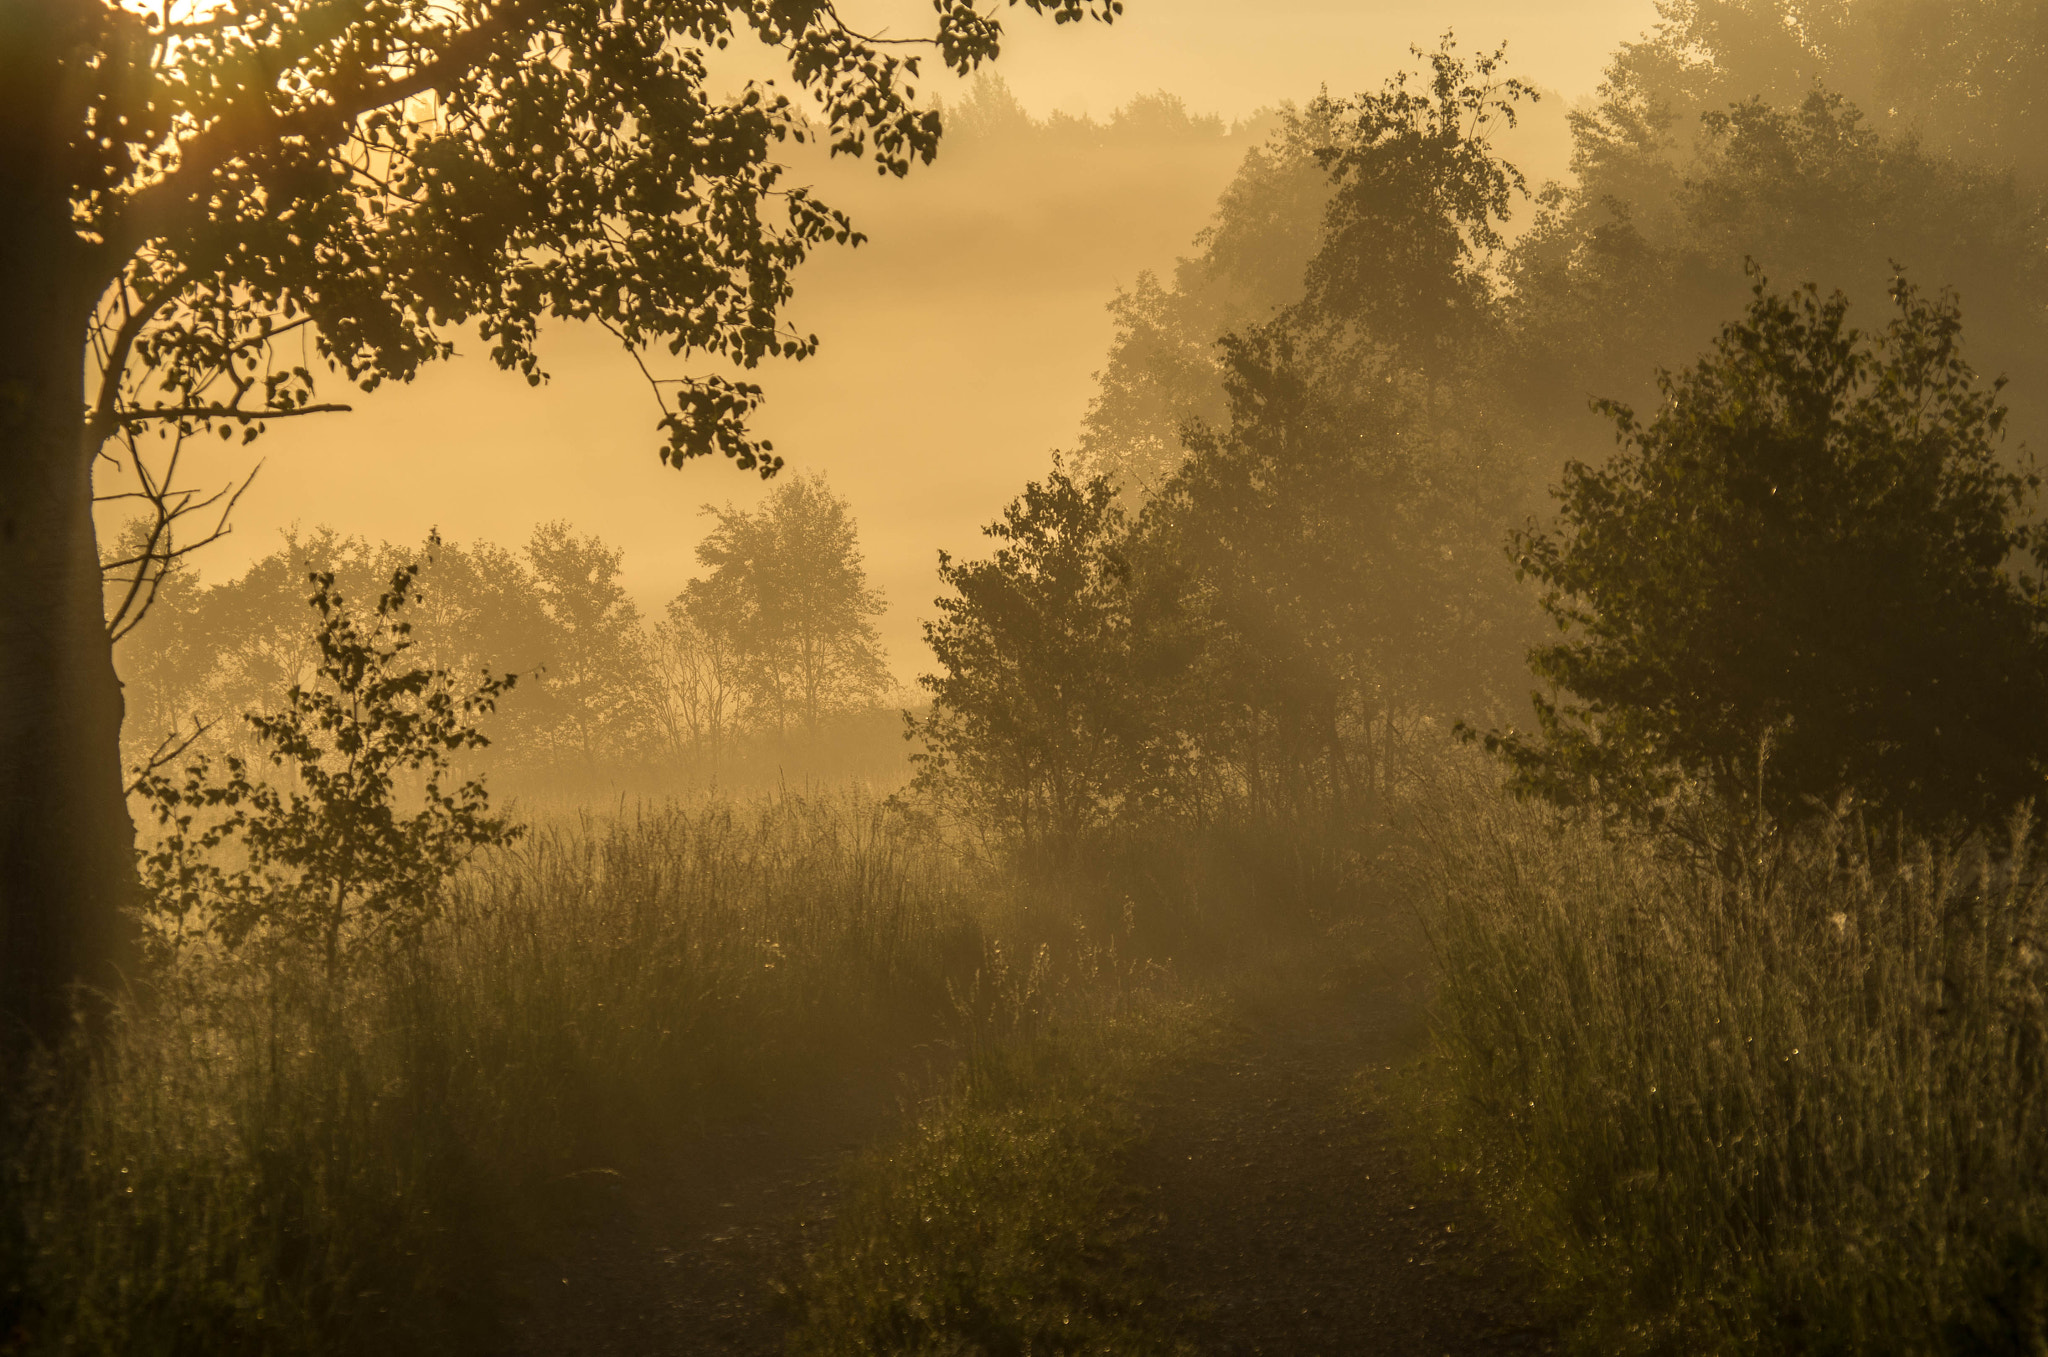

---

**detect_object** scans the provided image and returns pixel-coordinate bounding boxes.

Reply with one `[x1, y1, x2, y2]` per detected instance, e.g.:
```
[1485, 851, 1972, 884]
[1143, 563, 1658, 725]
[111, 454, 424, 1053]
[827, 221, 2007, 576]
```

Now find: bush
[1493, 272, 2048, 836]
[782, 1013, 1195, 1357]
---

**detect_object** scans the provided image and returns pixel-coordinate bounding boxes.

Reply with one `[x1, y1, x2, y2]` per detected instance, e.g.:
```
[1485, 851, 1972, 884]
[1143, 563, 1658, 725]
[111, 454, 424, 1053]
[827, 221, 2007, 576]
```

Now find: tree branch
[87, 272, 187, 448]
[125, 717, 220, 796]
[100, 427, 262, 642]
[111, 402, 355, 424]
[115, 0, 538, 249]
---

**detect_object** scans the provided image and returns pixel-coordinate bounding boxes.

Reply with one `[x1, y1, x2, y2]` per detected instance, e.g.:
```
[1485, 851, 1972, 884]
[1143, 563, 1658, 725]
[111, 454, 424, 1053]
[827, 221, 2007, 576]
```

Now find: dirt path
[497, 918, 1549, 1355]
[1125, 920, 1554, 1356]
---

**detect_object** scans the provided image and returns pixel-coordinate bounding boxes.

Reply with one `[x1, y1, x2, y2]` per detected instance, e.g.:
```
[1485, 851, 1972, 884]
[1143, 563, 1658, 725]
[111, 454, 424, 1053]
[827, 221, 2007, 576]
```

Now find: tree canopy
[29, 0, 1122, 476]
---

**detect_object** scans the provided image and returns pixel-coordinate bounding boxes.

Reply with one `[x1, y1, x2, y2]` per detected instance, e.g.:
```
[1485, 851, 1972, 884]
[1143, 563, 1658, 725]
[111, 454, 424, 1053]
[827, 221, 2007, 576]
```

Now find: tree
[910, 466, 1146, 859]
[134, 558, 518, 981]
[1504, 5, 2048, 486]
[0, 0, 1120, 1049]
[689, 473, 890, 739]
[524, 521, 652, 766]
[1137, 324, 1529, 823]
[646, 594, 749, 761]
[1082, 37, 1542, 824]
[1070, 101, 1337, 495]
[1490, 272, 2048, 833]
[1574, 0, 2048, 184]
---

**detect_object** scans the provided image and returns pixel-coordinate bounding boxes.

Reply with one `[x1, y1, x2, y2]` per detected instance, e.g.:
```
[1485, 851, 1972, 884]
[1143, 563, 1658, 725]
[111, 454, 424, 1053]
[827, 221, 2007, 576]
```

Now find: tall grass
[1417, 769, 2048, 1353]
[4, 793, 1007, 1356]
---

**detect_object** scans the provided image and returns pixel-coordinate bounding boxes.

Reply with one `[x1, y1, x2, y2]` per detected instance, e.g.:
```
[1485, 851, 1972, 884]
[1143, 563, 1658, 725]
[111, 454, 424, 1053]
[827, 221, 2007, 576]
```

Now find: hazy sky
[147, 0, 1660, 682]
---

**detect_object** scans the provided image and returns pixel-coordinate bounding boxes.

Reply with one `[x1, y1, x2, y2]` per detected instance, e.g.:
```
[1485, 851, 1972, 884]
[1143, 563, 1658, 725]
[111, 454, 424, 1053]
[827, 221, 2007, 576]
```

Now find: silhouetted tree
[911, 467, 1146, 859]
[524, 523, 652, 766]
[1489, 273, 2048, 834]
[688, 474, 890, 740]
[0, 0, 1118, 1052]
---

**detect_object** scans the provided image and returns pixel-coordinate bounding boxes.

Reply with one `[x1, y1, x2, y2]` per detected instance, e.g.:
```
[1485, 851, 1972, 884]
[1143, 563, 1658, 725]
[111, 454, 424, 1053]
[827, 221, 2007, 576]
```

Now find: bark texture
[0, 1, 137, 1057]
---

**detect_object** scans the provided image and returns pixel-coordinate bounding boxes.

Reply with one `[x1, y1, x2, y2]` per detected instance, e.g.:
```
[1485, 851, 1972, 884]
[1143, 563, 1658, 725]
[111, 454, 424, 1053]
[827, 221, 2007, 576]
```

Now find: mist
[17, 2, 2048, 1353]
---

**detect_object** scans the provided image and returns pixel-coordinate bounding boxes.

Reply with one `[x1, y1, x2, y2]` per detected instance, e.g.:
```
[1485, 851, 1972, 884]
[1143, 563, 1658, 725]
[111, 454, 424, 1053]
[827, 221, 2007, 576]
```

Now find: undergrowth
[782, 1001, 1201, 1357]
[3, 794, 1003, 1355]
[1412, 763, 2048, 1355]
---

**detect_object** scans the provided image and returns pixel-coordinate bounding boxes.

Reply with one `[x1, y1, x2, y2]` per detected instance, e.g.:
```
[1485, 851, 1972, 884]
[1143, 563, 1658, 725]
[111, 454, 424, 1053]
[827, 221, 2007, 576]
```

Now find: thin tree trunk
[0, 21, 137, 1058]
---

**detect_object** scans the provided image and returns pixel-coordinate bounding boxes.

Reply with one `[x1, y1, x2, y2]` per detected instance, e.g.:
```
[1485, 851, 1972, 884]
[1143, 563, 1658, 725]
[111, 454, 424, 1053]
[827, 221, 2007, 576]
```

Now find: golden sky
[155, 0, 1659, 682]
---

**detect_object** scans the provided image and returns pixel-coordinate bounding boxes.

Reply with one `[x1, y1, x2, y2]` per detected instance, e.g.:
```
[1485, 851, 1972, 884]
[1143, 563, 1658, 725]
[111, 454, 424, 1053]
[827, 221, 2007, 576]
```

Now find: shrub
[1491, 272, 2048, 836]
[132, 558, 518, 979]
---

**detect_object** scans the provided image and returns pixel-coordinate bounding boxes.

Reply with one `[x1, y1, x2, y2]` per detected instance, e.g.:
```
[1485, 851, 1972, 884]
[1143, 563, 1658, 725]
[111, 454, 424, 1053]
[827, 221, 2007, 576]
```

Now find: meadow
[3, 788, 1299, 1356]
[13, 746, 2048, 1354]
[6, 794, 1024, 1353]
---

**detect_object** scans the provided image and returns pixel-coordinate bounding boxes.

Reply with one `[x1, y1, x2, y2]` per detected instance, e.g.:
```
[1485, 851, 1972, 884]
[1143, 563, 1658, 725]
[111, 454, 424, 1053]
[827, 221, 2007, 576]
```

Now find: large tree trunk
[0, 6, 137, 1060]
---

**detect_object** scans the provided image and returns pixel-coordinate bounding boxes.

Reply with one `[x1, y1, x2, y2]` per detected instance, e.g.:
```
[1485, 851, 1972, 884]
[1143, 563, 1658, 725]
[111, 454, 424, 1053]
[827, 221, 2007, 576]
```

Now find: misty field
[13, 750, 2048, 1353]
[9, 795, 1005, 1351]
[14, 0, 2048, 1353]
[6, 789, 1284, 1354]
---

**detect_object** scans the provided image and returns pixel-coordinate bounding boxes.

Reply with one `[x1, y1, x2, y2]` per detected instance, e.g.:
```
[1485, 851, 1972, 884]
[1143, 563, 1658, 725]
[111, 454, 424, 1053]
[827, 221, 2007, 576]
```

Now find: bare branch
[125, 716, 220, 797]
[102, 427, 263, 642]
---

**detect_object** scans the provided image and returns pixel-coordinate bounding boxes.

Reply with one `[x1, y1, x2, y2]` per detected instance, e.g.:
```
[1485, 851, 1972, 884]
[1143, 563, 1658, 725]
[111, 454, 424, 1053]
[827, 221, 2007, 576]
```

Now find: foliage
[1506, 10, 2048, 483]
[909, 466, 1151, 859]
[783, 1037, 1185, 1357]
[1075, 36, 1538, 497]
[1579, 0, 2048, 184]
[1490, 273, 2048, 833]
[1419, 764, 2048, 1355]
[683, 472, 892, 739]
[1138, 327, 1529, 820]
[132, 557, 519, 976]
[1292, 37, 1535, 369]
[55, 0, 1124, 477]
[1072, 100, 1339, 494]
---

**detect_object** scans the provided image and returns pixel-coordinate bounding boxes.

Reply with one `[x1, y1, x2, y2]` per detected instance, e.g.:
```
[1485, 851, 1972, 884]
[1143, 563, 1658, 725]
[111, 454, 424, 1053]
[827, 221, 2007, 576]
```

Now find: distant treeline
[936, 73, 1238, 147]
[113, 473, 906, 797]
